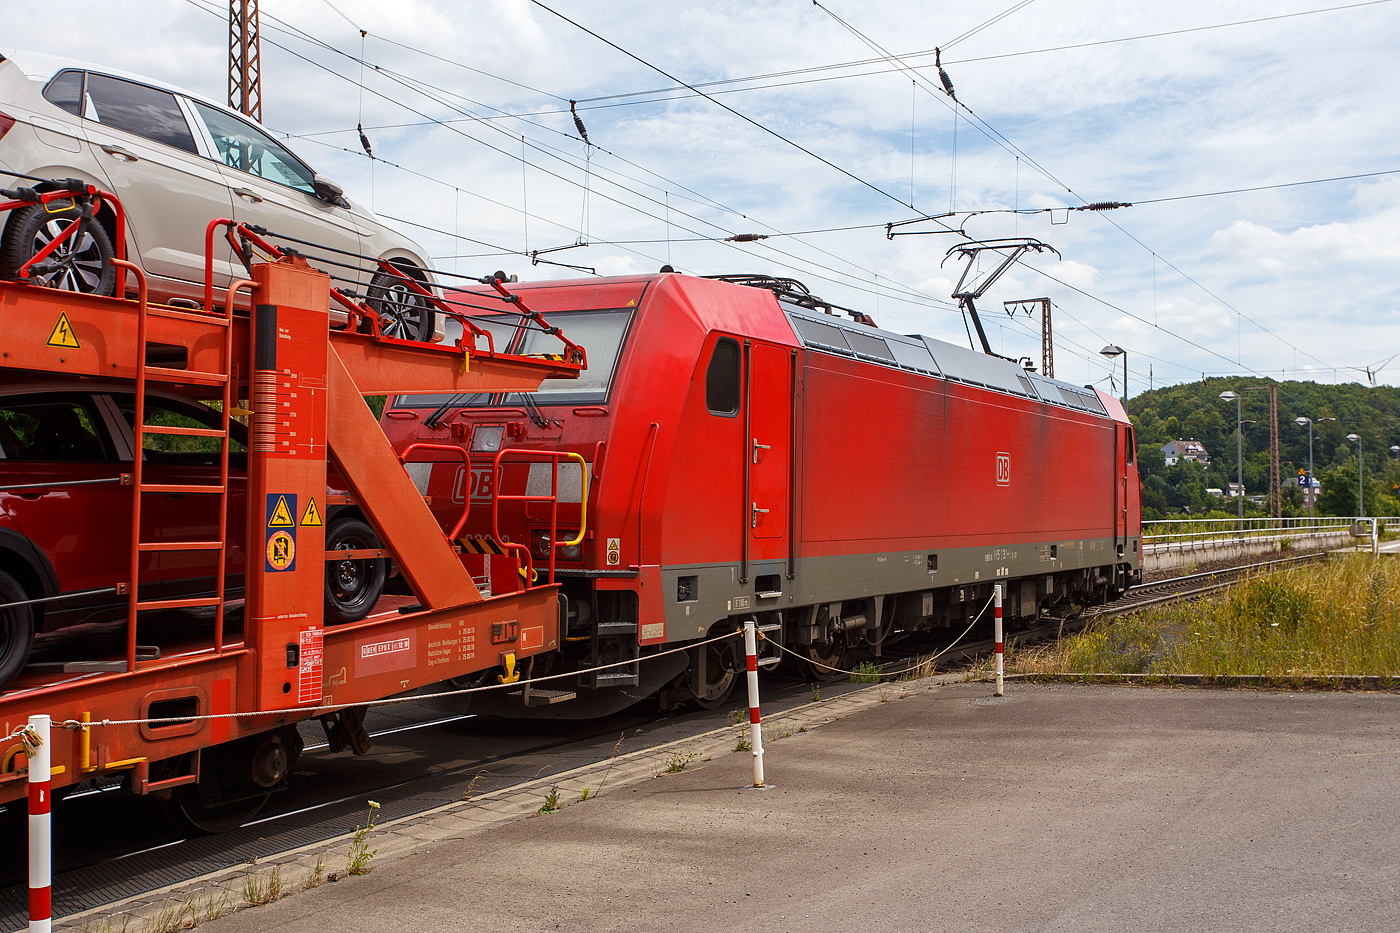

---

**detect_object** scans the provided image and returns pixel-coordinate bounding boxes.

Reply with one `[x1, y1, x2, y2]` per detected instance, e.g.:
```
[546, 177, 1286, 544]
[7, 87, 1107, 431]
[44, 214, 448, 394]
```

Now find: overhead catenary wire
[187, 0, 964, 319]
[807, 1, 1350, 382]
[551, 1, 1395, 111]
[194, 0, 1366, 383]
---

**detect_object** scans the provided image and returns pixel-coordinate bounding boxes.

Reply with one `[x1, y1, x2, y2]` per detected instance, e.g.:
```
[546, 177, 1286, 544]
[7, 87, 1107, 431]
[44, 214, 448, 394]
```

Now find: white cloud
[5, 0, 1399, 388]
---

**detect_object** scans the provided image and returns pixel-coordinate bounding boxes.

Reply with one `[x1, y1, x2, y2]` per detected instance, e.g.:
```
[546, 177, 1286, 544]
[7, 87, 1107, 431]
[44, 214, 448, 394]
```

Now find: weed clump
[345, 801, 380, 875]
[849, 661, 882, 684]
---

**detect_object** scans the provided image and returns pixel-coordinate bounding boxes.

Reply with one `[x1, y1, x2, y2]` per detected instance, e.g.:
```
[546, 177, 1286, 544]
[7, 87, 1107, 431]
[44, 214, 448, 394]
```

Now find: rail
[490, 449, 589, 586]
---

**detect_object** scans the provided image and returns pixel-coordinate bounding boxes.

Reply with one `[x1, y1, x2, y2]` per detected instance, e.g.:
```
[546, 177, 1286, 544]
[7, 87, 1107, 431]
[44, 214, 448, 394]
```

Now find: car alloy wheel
[365, 261, 434, 342]
[0, 203, 116, 295]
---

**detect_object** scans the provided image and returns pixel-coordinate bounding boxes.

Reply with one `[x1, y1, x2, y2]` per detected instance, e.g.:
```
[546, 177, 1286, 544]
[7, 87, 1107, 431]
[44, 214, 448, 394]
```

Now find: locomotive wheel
[166, 784, 268, 834]
[691, 639, 738, 710]
[805, 641, 847, 682]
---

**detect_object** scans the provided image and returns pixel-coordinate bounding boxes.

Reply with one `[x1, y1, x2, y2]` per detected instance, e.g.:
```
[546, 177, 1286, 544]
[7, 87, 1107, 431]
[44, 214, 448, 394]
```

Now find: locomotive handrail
[398, 443, 473, 542]
[490, 448, 590, 587]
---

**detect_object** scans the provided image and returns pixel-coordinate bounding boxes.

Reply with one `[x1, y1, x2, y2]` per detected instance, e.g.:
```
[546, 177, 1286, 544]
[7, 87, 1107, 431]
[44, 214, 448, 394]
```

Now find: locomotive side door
[1115, 423, 1129, 550]
[746, 342, 792, 557]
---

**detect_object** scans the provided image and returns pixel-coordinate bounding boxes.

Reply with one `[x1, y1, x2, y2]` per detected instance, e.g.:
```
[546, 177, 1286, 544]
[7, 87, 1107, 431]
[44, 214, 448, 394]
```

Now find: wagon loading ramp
[0, 228, 584, 829]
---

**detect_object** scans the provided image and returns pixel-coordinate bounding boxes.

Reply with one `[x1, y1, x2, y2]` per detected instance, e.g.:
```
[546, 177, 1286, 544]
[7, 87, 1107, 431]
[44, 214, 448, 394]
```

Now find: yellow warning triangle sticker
[47, 312, 80, 348]
[299, 497, 323, 527]
[267, 495, 295, 528]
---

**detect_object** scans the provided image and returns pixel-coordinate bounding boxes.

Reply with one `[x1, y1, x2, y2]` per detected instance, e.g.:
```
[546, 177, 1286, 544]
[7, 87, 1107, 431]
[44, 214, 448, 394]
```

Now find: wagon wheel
[166, 784, 268, 834]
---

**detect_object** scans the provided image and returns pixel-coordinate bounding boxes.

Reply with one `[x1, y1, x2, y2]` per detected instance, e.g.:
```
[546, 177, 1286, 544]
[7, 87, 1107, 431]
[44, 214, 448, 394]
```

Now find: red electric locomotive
[379, 271, 1142, 716]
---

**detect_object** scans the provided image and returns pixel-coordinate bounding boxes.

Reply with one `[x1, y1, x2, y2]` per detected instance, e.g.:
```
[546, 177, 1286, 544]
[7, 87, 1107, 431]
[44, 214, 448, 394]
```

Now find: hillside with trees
[1126, 378, 1400, 519]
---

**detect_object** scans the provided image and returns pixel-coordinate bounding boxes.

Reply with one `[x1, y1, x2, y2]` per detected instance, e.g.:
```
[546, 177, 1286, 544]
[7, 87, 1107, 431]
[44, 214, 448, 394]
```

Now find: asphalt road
[199, 682, 1400, 933]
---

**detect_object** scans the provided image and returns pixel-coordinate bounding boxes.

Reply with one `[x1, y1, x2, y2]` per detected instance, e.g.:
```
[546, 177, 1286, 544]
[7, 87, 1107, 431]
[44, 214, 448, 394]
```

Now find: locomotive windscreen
[394, 308, 634, 410]
[501, 309, 633, 404]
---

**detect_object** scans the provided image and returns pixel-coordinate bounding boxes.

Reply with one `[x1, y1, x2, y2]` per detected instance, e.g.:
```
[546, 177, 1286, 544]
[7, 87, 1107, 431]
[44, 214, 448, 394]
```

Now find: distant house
[1162, 439, 1210, 467]
[1226, 482, 1245, 498]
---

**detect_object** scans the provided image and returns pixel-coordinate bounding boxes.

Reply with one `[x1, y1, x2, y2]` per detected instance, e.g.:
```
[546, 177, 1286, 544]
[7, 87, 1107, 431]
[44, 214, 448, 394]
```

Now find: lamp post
[1294, 416, 1334, 522]
[1347, 433, 1363, 516]
[1220, 391, 1244, 520]
[1295, 417, 1315, 522]
[1100, 345, 1126, 405]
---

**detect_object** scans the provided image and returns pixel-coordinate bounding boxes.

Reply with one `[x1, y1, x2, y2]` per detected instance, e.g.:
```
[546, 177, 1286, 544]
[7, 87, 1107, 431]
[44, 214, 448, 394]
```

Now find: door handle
[751, 502, 770, 528]
[100, 144, 139, 162]
[751, 439, 771, 464]
[232, 187, 264, 203]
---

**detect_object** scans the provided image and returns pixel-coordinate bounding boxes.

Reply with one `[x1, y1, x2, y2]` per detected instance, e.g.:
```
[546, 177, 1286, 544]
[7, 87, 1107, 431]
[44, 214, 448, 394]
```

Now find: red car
[0, 382, 387, 688]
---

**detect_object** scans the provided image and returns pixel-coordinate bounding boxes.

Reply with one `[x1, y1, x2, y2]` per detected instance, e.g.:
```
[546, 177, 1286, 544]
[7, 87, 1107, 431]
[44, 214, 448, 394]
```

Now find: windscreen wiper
[423, 394, 464, 430]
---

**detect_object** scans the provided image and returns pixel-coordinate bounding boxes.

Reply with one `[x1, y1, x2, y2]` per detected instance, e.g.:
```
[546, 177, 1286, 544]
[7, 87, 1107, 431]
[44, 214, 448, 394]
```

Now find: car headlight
[470, 424, 504, 453]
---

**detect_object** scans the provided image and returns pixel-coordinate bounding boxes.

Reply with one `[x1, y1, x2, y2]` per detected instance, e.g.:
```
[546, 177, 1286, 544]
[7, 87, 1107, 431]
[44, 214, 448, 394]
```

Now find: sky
[8, 0, 1400, 396]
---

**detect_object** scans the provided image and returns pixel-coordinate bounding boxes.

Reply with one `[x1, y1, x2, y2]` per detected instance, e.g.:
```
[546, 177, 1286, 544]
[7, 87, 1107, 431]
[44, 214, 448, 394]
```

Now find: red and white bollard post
[742, 619, 764, 788]
[28, 713, 51, 933]
[993, 585, 1004, 697]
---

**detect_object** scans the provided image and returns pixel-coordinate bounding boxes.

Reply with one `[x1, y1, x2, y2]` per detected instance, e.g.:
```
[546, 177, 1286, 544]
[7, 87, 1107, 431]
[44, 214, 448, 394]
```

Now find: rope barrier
[55, 630, 741, 730]
[762, 596, 994, 679]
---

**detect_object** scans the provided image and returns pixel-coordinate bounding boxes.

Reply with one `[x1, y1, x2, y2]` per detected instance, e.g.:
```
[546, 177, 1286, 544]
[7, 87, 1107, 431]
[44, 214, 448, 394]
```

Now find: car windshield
[192, 101, 316, 195]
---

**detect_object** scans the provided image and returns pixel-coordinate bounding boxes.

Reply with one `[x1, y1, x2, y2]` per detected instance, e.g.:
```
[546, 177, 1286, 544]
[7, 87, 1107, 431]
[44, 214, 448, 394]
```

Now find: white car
[0, 49, 441, 341]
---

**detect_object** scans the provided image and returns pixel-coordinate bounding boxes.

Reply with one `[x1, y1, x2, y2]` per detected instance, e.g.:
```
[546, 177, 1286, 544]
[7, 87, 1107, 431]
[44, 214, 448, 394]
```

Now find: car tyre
[0, 203, 117, 296]
[0, 570, 37, 691]
[324, 517, 387, 624]
[364, 260, 434, 342]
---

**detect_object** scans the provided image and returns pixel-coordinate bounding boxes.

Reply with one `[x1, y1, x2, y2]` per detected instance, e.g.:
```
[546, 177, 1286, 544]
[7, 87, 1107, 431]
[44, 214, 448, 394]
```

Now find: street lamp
[1294, 416, 1334, 522]
[1295, 417, 1315, 522]
[1347, 433, 1363, 516]
[1220, 391, 1244, 520]
[1100, 345, 1126, 406]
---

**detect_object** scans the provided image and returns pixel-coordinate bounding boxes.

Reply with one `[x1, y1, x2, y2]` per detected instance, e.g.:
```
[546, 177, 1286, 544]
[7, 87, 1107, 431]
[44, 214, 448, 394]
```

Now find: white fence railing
[1140, 517, 1397, 570]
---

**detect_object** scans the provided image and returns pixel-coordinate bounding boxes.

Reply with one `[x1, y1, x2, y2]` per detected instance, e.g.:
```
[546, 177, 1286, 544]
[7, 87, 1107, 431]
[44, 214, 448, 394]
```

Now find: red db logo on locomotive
[996, 452, 1011, 486]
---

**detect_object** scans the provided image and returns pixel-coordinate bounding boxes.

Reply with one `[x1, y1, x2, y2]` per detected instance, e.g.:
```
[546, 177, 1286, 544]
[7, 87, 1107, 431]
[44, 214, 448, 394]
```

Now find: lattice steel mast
[229, 0, 261, 121]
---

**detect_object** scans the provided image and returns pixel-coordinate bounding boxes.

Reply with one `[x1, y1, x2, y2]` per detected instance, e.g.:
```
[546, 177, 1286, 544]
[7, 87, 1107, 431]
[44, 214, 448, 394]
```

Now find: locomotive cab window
[706, 338, 740, 416]
[1126, 427, 1135, 464]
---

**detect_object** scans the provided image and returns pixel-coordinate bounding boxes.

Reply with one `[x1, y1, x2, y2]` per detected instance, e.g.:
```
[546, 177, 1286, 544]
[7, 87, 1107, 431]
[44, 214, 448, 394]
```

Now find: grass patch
[849, 660, 882, 683]
[988, 555, 1400, 679]
[241, 866, 284, 908]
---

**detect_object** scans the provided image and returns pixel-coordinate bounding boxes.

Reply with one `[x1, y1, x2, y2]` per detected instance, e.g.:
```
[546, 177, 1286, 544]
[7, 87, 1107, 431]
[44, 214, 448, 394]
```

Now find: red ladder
[117, 260, 245, 670]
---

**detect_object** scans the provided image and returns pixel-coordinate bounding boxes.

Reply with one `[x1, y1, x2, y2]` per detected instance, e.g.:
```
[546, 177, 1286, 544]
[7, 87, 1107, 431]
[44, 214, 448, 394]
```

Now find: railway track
[0, 550, 1324, 929]
[872, 549, 1334, 678]
[0, 675, 866, 930]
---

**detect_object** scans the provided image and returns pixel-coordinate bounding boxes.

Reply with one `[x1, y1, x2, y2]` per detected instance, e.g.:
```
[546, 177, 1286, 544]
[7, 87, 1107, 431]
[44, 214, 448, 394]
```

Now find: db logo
[454, 467, 496, 504]
[996, 453, 1011, 486]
